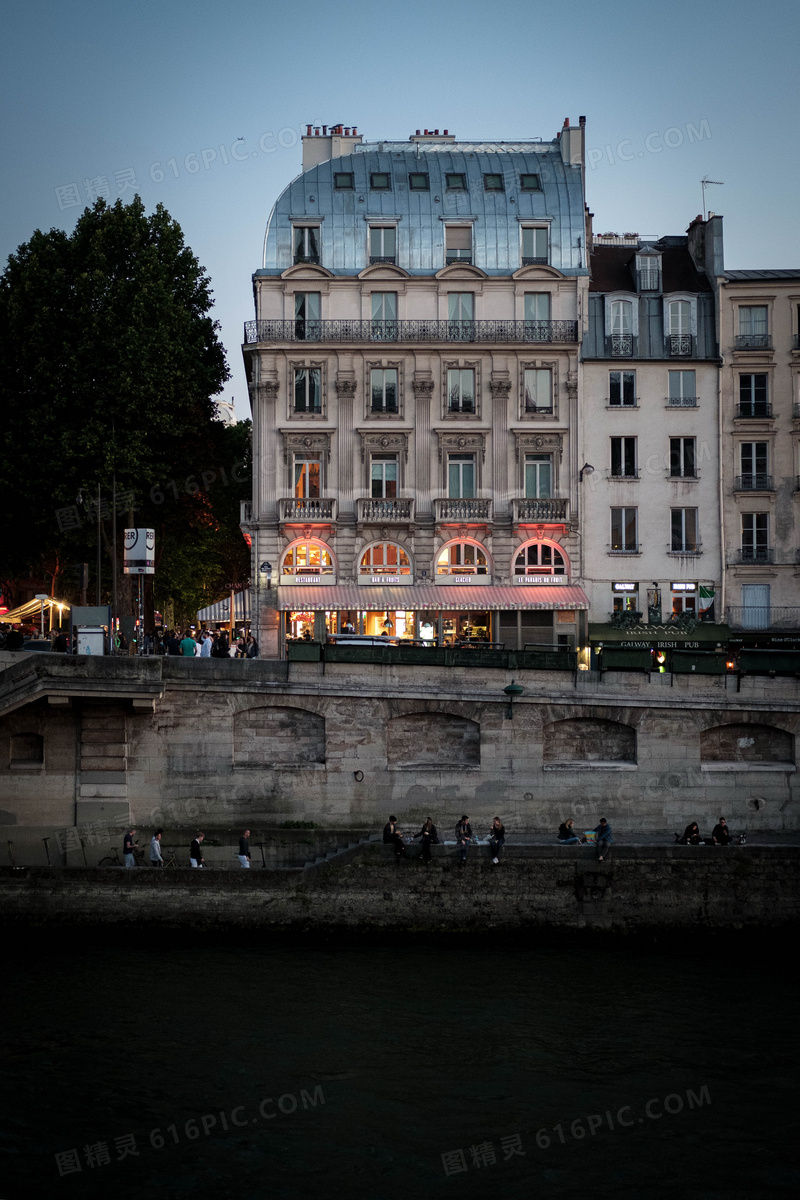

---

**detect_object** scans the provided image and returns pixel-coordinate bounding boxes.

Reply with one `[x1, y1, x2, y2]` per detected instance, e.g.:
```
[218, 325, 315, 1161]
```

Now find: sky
[3, 0, 799, 418]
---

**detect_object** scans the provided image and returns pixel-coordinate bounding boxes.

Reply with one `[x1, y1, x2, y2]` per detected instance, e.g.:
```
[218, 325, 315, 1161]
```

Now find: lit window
[294, 455, 320, 498]
[437, 542, 489, 575]
[281, 541, 334, 575]
[513, 542, 566, 576]
[359, 544, 411, 576]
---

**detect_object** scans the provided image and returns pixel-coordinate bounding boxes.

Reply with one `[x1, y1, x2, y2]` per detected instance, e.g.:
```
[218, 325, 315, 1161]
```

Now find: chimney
[302, 121, 364, 171]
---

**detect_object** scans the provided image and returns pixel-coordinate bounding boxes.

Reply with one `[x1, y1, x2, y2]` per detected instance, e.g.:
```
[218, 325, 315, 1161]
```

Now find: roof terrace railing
[244, 319, 578, 345]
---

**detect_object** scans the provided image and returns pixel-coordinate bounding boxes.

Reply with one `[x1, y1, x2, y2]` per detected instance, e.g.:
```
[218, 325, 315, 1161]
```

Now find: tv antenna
[701, 177, 724, 221]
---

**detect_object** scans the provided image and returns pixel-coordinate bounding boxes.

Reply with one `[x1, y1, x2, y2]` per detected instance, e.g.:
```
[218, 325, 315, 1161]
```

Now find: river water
[1, 932, 797, 1200]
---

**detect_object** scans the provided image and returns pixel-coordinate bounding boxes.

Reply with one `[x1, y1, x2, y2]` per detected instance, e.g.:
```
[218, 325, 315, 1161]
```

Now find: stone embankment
[1, 844, 798, 932]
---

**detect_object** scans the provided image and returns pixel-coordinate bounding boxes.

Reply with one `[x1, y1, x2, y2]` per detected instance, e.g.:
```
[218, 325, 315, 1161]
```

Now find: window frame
[293, 453, 322, 499]
[670, 507, 699, 552]
[524, 453, 553, 498]
[369, 366, 400, 415]
[483, 173, 505, 191]
[436, 539, 490, 576]
[445, 172, 467, 190]
[610, 436, 637, 479]
[358, 541, 412, 578]
[522, 367, 554, 416]
[669, 437, 697, 479]
[519, 173, 541, 191]
[445, 225, 473, 265]
[446, 367, 477, 415]
[408, 172, 429, 191]
[333, 172, 354, 190]
[521, 226, 548, 265]
[447, 452, 477, 498]
[280, 538, 335, 578]
[369, 172, 391, 191]
[512, 539, 567, 577]
[608, 369, 636, 407]
[293, 225, 320, 265]
[370, 452, 399, 499]
[610, 507, 639, 553]
[668, 370, 697, 405]
[291, 364, 324, 417]
[738, 373, 770, 415]
[369, 225, 397, 264]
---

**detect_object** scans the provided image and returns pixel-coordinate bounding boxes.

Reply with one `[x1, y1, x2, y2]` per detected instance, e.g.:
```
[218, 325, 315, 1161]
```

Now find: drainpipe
[717, 281, 726, 624]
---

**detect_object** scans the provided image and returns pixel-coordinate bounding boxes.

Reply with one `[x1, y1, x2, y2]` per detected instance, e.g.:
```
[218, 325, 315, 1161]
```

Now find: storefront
[589, 622, 731, 671]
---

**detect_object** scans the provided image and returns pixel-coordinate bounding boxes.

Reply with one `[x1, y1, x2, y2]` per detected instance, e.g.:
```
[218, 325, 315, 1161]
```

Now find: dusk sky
[4, 0, 798, 417]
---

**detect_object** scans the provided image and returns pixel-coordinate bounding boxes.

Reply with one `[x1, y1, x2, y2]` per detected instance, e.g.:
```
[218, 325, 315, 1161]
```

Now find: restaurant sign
[513, 575, 570, 585]
[435, 575, 492, 586]
[357, 575, 413, 586]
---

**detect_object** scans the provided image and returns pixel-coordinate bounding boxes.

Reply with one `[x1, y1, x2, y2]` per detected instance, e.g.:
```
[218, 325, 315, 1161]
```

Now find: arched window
[513, 540, 567, 576]
[359, 543, 412, 577]
[436, 540, 490, 576]
[610, 299, 633, 335]
[281, 540, 334, 576]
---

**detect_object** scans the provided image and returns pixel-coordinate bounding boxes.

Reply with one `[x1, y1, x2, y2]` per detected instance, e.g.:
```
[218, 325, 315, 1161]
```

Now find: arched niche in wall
[543, 717, 636, 768]
[234, 706, 325, 768]
[387, 712, 480, 771]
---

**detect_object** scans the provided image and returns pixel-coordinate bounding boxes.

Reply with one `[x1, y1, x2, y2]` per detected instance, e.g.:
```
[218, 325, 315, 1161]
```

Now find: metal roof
[261, 142, 587, 276]
[724, 269, 800, 280]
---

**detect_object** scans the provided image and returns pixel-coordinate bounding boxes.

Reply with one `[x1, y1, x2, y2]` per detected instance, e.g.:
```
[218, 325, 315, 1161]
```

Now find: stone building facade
[241, 119, 592, 658]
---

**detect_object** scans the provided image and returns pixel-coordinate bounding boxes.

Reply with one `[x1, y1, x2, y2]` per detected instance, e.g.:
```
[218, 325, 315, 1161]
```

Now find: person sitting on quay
[711, 817, 732, 846]
[677, 822, 703, 845]
[190, 832, 205, 868]
[594, 817, 613, 862]
[557, 818, 582, 845]
[414, 817, 438, 864]
[383, 815, 407, 860]
[489, 816, 506, 865]
[455, 814, 473, 866]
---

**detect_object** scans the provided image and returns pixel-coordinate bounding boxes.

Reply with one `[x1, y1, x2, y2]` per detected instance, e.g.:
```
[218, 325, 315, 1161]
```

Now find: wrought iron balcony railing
[279, 497, 337, 523]
[607, 543, 640, 554]
[512, 497, 568, 523]
[369, 255, 396, 265]
[244, 318, 578, 345]
[445, 253, 472, 265]
[668, 335, 693, 356]
[521, 256, 549, 266]
[735, 334, 772, 350]
[735, 475, 774, 491]
[293, 254, 320, 265]
[434, 498, 493, 522]
[726, 605, 800, 630]
[736, 402, 773, 418]
[666, 395, 698, 407]
[736, 547, 774, 563]
[606, 335, 635, 357]
[356, 497, 415, 524]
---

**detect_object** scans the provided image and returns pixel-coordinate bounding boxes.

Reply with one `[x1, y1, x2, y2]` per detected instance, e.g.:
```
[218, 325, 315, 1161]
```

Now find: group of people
[676, 818, 742, 846]
[157, 628, 258, 658]
[557, 817, 614, 860]
[383, 815, 507, 865]
[122, 829, 253, 868]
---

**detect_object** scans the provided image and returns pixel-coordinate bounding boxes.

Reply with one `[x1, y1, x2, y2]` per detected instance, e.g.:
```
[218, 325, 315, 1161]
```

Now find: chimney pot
[563, 117, 569, 127]
[322, 125, 327, 135]
[434, 129, 439, 135]
[424, 129, 429, 135]
[415, 129, 420, 136]
[443, 129, 448, 135]
[314, 127, 320, 136]
[306, 124, 312, 136]
[352, 126, 357, 135]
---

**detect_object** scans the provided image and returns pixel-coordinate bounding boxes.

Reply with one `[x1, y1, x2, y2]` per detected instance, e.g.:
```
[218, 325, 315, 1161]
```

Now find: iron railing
[512, 497, 568, 522]
[726, 606, 800, 630]
[608, 544, 640, 554]
[735, 334, 771, 350]
[279, 497, 337, 522]
[736, 403, 773, 418]
[244, 319, 579, 345]
[668, 542, 703, 555]
[735, 475, 774, 491]
[369, 256, 396, 265]
[608, 469, 641, 480]
[356, 498, 414, 523]
[434, 498, 492, 522]
[736, 547, 774, 563]
[666, 395, 698, 407]
[668, 469, 699, 479]
[445, 253, 472, 265]
[606, 335, 635, 356]
[293, 254, 320, 265]
[521, 256, 549, 266]
[668, 335, 693, 356]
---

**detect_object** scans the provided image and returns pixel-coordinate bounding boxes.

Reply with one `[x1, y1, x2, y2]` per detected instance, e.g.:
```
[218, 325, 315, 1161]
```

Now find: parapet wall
[1, 845, 798, 932]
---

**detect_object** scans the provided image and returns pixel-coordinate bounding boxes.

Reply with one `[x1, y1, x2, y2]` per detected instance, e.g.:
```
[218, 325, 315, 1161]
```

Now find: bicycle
[98, 846, 148, 868]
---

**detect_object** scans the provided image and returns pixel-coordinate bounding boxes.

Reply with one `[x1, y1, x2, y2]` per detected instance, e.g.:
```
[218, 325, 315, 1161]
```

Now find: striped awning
[197, 591, 252, 623]
[277, 584, 589, 612]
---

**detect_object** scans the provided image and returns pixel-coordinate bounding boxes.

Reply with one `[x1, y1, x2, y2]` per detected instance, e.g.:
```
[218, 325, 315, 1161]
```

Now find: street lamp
[503, 680, 525, 719]
[579, 463, 595, 482]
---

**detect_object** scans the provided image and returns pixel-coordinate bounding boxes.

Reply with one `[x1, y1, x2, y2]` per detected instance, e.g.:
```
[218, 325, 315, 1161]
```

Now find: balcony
[736, 547, 774, 564]
[434, 498, 492, 523]
[356, 497, 415, 524]
[244, 319, 579, 345]
[734, 475, 774, 492]
[521, 256, 548, 266]
[736, 403, 773, 419]
[735, 334, 772, 350]
[512, 497, 568, 523]
[605, 335, 636, 357]
[279, 497, 337, 523]
[726, 606, 800, 630]
[666, 395, 698, 407]
[446, 253, 473, 265]
[667, 335, 693, 357]
[369, 255, 396, 265]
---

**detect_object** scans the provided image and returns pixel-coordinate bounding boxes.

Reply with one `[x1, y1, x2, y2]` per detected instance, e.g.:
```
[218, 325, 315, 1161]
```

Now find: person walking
[594, 817, 613, 862]
[190, 832, 205, 868]
[455, 815, 473, 866]
[414, 817, 438, 864]
[557, 819, 582, 845]
[123, 827, 138, 868]
[238, 829, 251, 868]
[488, 817, 506, 865]
[149, 829, 164, 868]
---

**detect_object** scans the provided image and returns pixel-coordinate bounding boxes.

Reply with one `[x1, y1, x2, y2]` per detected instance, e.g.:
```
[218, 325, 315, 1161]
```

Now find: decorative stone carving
[436, 431, 486, 463]
[412, 378, 434, 397]
[514, 431, 563, 462]
[261, 381, 280, 399]
[281, 430, 332, 465]
[359, 431, 409, 463]
[335, 378, 357, 397]
[489, 378, 512, 397]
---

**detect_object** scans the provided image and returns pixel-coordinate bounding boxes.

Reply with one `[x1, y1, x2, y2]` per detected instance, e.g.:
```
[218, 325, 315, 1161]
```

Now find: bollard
[42, 836, 52, 867]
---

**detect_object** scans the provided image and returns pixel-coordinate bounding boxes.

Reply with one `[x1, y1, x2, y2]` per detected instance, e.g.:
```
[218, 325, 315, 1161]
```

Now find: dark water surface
[1, 932, 797, 1200]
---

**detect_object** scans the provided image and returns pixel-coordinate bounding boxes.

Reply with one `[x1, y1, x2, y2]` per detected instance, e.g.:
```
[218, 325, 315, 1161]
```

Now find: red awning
[277, 584, 589, 612]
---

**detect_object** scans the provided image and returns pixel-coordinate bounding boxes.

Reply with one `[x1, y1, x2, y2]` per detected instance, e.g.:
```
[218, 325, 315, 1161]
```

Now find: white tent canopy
[196, 590, 251, 624]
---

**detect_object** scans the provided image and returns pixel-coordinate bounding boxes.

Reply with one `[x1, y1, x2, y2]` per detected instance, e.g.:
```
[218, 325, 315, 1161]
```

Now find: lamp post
[503, 680, 525, 720]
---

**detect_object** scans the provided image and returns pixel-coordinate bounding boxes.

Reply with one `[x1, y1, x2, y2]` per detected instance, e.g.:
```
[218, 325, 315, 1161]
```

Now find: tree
[0, 197, 232, 615]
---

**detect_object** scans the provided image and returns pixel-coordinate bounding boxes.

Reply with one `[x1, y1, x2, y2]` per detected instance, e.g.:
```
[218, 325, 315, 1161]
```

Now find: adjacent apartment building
[580, 216, 726, 663]
[718, 269, 800, 647]
[242, 119, 592, 657]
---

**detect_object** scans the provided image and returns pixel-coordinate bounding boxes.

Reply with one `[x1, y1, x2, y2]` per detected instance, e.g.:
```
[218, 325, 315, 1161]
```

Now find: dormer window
[334, 172, 354, 189]
[635, 253, 660, 291]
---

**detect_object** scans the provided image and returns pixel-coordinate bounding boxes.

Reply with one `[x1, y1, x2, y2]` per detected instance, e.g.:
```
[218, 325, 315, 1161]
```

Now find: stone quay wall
[0, 652, 798, 836]
[1, 845, 798, 932]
